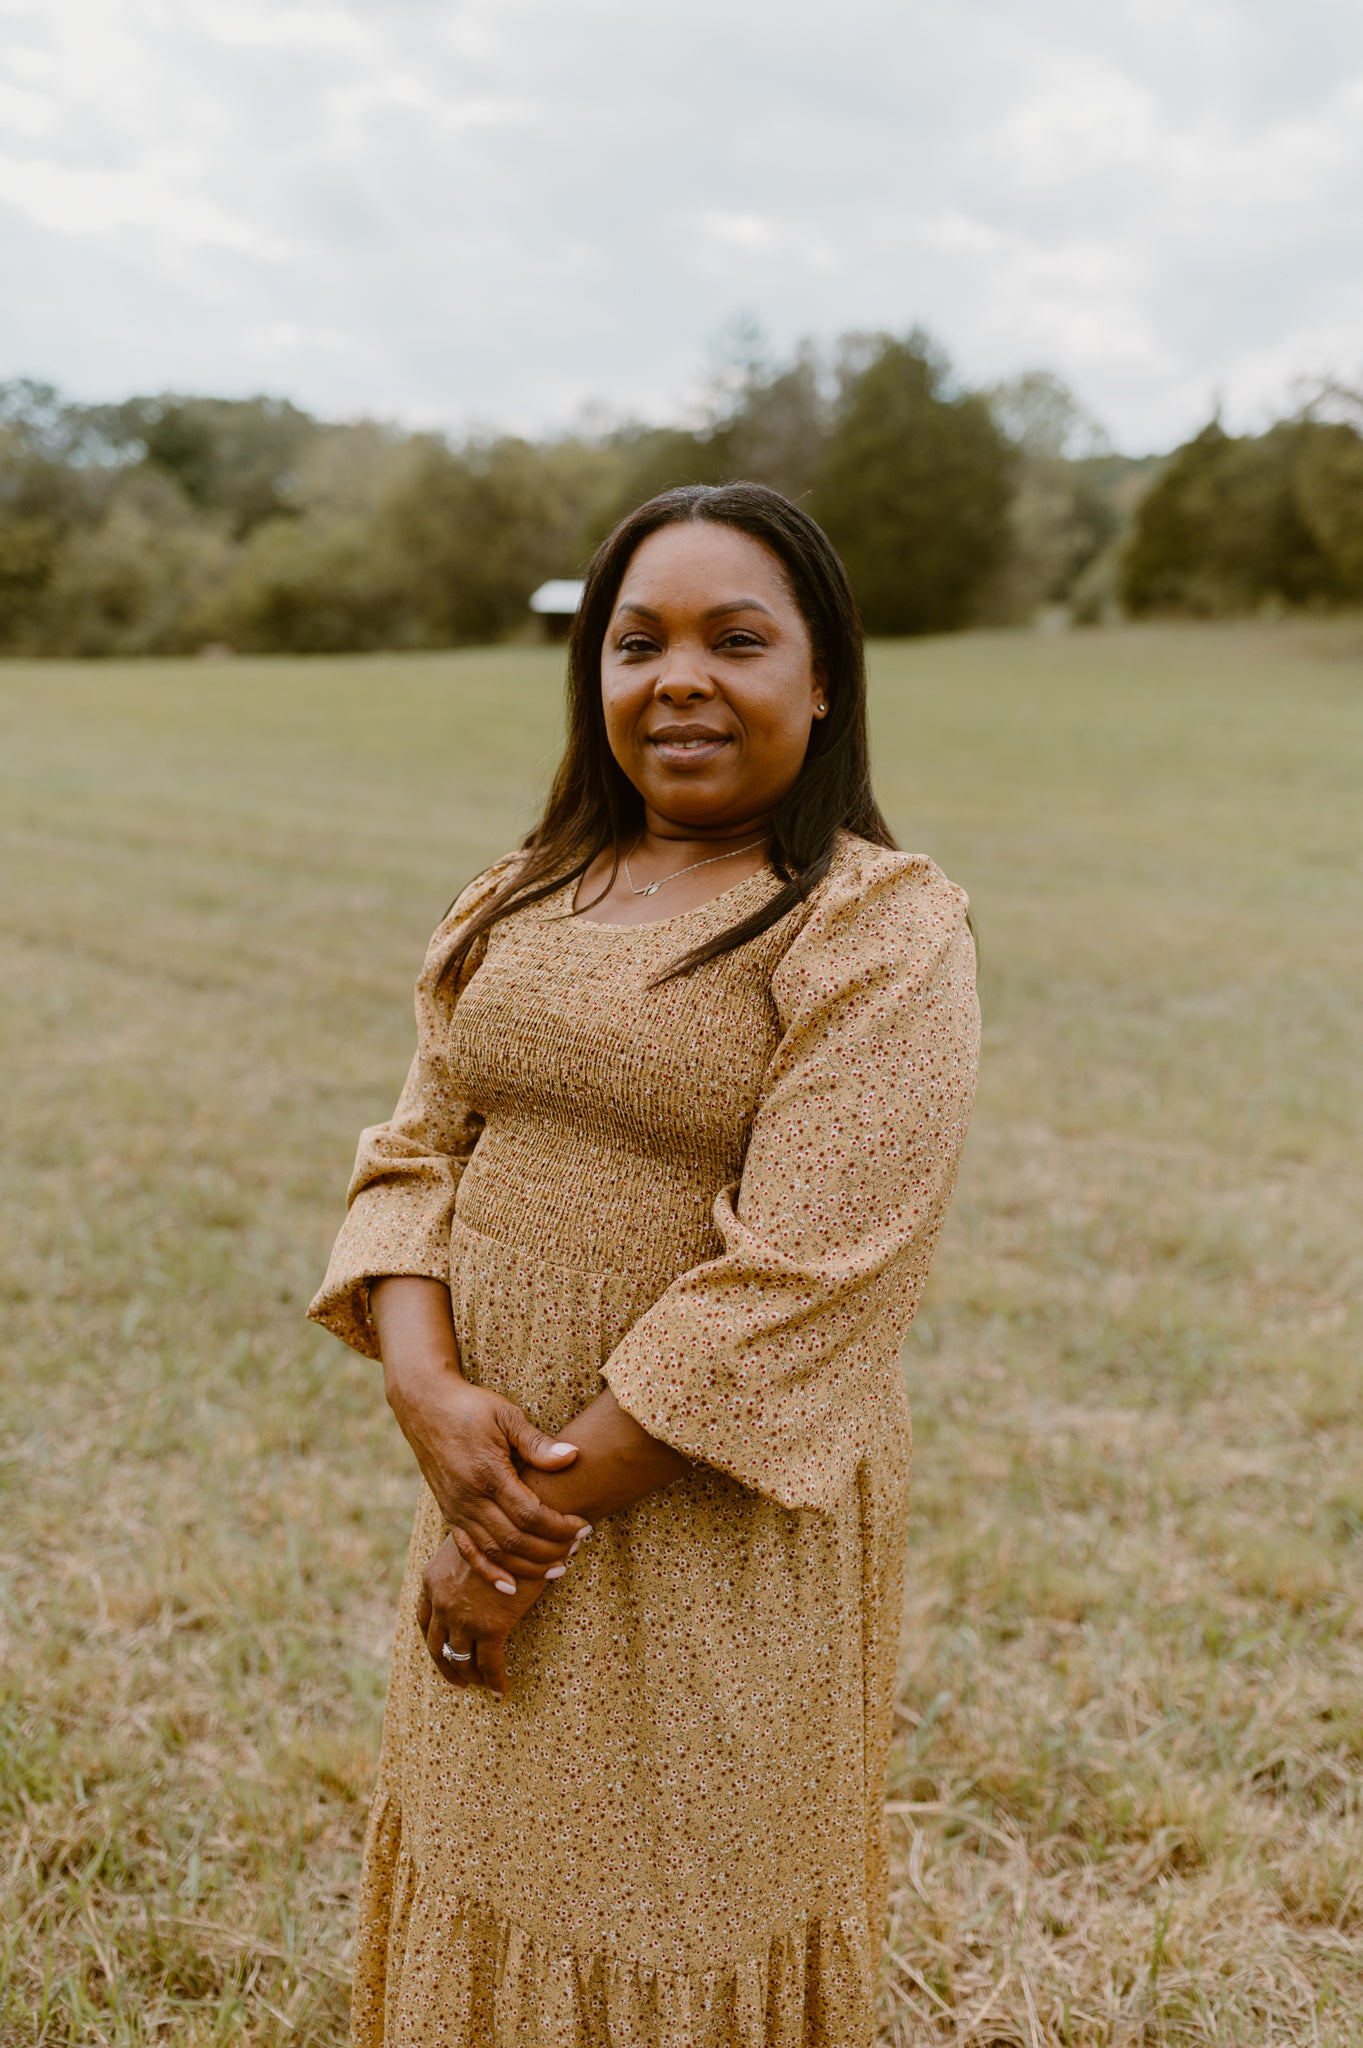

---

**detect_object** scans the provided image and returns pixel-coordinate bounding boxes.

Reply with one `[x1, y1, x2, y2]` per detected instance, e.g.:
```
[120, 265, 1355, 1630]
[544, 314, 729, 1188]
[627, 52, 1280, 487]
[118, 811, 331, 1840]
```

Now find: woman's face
[601, 521, 826, 836]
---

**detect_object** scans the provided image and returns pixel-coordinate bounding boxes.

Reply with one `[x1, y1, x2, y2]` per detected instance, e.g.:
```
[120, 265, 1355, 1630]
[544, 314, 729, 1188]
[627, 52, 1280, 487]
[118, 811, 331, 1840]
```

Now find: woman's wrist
[526, 1390, 690, 1525]
[369, 1275, 464, 1406]
[381, 1342, 461, 1404]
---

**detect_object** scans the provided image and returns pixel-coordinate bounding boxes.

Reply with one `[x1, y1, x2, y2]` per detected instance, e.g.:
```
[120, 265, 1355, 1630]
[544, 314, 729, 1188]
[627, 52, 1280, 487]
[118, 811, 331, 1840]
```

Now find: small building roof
[529, 579, 586, 616]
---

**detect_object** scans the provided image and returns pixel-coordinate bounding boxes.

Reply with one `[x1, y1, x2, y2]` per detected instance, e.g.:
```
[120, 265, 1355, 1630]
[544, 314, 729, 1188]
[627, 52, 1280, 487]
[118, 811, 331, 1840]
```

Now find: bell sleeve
[602, 853, 980, 1512]
[306, 858, 516, 1359]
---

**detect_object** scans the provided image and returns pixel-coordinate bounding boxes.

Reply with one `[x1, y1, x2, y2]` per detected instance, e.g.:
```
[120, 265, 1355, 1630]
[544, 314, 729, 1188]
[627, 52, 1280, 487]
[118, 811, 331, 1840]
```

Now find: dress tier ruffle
[362, 1778, 872, 2048]
[309, 836, 980, 2048]
[362, 1794, 872, 2048]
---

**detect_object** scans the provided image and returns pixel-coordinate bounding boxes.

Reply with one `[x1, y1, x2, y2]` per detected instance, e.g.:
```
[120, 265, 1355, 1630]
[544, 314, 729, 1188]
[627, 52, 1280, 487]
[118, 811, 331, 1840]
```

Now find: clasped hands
[371, 1274, 688, 1699]
[388, 1352, 590, 1696]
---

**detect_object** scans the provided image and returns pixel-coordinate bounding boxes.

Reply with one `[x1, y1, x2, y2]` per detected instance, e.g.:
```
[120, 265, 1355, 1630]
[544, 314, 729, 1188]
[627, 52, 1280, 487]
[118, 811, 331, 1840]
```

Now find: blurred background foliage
[2, 333, 1361, 658]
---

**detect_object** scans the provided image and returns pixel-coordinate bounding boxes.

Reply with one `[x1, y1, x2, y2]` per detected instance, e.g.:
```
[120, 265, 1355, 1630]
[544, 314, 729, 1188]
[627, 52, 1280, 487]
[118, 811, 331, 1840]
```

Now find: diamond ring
[442, 1643, 472, 1664]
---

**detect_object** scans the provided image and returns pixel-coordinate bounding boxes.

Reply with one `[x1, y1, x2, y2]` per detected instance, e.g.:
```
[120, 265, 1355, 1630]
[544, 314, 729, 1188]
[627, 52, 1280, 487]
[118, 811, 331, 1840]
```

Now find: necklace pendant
[643, 880, 661, 896]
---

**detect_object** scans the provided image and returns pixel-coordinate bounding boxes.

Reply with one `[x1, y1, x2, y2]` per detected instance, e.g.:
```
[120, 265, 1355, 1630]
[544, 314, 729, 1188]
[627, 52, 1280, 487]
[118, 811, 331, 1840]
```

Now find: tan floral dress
[309, 831, 979, 2048]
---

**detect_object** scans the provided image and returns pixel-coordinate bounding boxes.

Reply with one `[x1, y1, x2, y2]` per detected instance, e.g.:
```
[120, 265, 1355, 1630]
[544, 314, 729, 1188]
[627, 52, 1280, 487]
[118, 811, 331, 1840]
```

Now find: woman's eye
[616, 635, 656, 655]
[717, 631, 764, 650]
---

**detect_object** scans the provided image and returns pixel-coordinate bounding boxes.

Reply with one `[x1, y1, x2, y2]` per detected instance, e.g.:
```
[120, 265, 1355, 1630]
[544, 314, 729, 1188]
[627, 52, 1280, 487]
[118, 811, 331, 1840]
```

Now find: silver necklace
[622, 834, 768, 898]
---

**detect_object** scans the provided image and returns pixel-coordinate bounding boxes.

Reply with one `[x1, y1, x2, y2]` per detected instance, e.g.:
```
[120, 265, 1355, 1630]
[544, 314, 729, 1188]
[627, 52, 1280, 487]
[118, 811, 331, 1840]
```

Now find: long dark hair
[443, 481, 897, 984]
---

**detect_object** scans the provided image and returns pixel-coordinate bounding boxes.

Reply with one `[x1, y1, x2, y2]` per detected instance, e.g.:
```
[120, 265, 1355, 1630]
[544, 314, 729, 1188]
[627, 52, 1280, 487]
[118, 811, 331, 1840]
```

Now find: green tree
[379, 433, 612, 646]
[0, 506, 62, 647]
[705, 341, 831, 503]
[0, 386, 123, 648]
[592, 331, 831, 540]
[1293, 420, 1363, 596]
[225, 512, 403, 654]
[594, 424, 723, 536]
[982, 371, 1127, 621]
[813, 333, 1014, 635]
[31, 471, 232, 656]
[86, 394, 320, 536]
[1121, 420, 1358, 616]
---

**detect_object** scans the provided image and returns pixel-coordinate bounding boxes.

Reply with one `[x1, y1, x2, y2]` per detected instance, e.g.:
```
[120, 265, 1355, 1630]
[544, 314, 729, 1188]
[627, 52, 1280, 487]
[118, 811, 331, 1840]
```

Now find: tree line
[1, 337, 1360, 658]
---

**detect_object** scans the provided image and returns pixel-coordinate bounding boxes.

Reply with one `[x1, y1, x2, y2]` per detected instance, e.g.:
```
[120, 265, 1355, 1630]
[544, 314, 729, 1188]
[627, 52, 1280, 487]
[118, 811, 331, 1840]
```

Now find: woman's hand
[417, 1534, 546, 1696]
[394, 1362, 592, 1587]
[371, 1277, 589, 1591]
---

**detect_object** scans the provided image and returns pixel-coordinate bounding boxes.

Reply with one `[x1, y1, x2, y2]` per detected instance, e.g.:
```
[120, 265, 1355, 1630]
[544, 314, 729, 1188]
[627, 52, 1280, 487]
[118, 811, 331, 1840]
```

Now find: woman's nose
[654, 658, 716, 703]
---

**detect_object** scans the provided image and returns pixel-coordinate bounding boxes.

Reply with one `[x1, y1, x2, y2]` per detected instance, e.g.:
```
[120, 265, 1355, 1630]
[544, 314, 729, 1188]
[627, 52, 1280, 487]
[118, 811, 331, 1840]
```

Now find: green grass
[1, 620, 1360, 2044]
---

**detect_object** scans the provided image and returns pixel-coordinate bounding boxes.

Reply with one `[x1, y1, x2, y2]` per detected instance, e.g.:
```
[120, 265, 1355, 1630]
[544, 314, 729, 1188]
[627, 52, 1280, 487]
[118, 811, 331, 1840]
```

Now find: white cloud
[0, 76, 57, 140]
[188, 1, 382, 58]
[996, 56, 1163, 178]
[918, 214, 1168, 372]
[0, 0, 1360, 449]
[690, 211, 839, 273]
[0, 149, 289, 255]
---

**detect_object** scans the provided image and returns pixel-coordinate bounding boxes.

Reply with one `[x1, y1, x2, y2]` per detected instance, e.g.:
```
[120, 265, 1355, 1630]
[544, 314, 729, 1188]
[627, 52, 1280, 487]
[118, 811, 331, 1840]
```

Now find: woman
[310, 482, 979, 2048]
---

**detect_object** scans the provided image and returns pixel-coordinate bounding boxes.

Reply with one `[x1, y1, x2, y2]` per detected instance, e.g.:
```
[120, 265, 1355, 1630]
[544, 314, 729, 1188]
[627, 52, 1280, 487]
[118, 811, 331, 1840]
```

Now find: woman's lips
[647, 733, 731, 768]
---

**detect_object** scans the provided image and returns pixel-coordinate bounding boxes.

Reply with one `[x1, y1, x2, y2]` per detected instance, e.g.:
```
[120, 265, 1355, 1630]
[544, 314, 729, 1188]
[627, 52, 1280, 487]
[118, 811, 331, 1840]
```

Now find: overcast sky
[3, 0, 1361, 452]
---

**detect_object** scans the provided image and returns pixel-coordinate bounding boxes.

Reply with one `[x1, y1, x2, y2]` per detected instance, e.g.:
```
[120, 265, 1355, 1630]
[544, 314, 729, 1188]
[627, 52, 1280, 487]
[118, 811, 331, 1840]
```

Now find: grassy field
[1, 619, 1360, 2046]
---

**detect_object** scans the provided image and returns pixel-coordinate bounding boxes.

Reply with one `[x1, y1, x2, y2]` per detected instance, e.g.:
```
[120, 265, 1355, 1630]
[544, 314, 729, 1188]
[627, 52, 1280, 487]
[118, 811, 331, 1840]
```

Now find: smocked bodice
[446, 873, 790, 1288]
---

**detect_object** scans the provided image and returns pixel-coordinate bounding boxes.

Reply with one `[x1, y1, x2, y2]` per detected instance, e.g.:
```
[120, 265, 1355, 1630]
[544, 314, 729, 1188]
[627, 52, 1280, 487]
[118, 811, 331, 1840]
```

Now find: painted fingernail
[545, 1564, 567, 1580]
[550, 1442, 575, 1455]
[495, 1579, 517, 1594]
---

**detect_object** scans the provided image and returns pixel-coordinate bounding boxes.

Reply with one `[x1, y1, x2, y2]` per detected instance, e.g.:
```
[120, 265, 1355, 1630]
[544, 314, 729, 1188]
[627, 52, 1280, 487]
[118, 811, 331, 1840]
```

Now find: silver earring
[814, 702, 827, 717]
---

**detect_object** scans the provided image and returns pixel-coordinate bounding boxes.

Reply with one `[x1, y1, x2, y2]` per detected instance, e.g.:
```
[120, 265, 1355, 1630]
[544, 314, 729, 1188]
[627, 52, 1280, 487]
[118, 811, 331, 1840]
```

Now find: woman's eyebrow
[605, 598, 769, 618]
[614, 598, 776, 623]
[703, 599, 776, 621]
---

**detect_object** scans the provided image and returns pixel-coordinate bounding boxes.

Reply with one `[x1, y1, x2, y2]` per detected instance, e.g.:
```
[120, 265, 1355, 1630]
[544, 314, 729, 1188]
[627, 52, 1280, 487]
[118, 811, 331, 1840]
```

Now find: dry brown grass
[1, 621, 1359, 2044]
